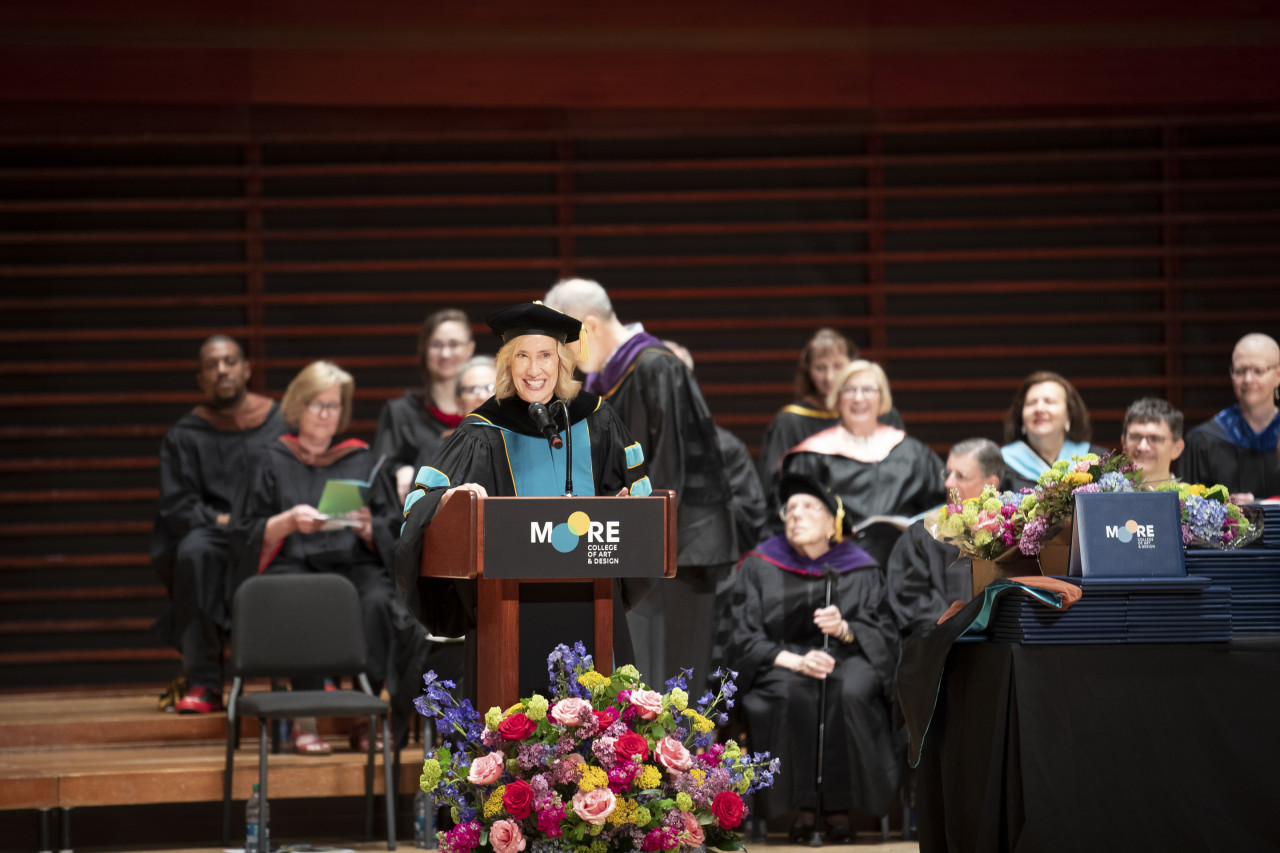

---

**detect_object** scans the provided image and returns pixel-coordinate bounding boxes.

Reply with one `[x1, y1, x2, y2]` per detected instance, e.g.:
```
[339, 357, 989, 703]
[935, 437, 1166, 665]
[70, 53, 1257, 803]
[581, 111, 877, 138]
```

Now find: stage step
[0, 687, 422, 813]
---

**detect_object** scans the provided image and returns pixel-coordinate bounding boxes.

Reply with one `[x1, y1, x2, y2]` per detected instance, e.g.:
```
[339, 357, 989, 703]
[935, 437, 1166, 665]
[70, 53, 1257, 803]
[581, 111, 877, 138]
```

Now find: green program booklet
[315, 454, 385, 528]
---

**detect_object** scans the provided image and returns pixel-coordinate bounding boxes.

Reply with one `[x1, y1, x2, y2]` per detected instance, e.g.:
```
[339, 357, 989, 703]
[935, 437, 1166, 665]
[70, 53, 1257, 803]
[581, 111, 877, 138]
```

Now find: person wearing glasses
[1120, 398, 1185, 487]
[230, 360, 429, 754]
[756, 329, 904, 509]
[1000, 370, 1106, 491]
[374, 308, 476, 505]
[725, 472, 900, 843]
[780, 360, 945, 565]
[885, 438, 1003, 636]
[1180, 333, 1280, 503]
[454, 355, 497, 418]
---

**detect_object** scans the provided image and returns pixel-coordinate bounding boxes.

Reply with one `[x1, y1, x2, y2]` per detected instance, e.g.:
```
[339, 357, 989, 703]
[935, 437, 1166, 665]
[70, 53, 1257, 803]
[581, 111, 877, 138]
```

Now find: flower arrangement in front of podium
[1147, 480, 1261, 549]
[415, 642, 778, 853]
[933, 451, 1140, 562]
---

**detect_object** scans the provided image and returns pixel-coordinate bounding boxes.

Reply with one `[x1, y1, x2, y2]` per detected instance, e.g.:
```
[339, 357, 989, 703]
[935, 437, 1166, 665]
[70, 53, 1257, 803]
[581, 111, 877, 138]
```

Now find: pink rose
[550, 697, 593, 726]
[973, 511, 1002, 533]
[467, 750, 505, 785]
[629, 689, 664, 720]
[572, 788, 617, 825]
[682, 812, 705, 848]
[654, 736, 693, 772]
[489, 820, 527, 853]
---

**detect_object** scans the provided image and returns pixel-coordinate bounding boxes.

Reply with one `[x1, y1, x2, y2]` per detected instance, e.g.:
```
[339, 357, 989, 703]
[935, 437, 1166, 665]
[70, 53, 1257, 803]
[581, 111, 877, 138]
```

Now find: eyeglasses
[1230, 365, 1278, 380]
[461, 384, 494, 396]
[1124, 431, 1170, 447]
[429, 340, 470, 352]
[838, 385, 880, 398]
[306, 401, 343, 415]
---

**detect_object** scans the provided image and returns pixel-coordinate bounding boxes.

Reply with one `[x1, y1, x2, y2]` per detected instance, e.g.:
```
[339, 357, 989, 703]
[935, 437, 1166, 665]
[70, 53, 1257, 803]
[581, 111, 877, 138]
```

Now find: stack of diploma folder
[1257, 502, 1280, 550]
[989, 576, 1232, 644]
[1184, 546, 1280, 637]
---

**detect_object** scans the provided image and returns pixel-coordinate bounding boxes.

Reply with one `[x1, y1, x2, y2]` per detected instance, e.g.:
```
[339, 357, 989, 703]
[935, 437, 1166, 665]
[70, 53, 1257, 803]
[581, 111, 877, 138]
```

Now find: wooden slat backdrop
[1, 107, 1279, 687]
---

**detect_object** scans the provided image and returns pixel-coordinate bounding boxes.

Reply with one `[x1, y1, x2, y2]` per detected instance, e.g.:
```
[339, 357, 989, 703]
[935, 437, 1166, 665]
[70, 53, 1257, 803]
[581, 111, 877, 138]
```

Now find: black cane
[809, 566, 837, 847]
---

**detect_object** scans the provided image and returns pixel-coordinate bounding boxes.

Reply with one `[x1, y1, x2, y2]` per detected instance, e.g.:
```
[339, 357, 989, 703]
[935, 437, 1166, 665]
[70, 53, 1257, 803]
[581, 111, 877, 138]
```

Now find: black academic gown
[1180, 418, 1280, 499]
[885, 519, 972, 638]
[229, 435, 429, 713]
[717, 426, 770, 554]
[588, 342, 737, 692]
[393, 393, 649, 666]
[149, 396, 288, 689]
[757, 403, 905, 510]
[372, 390, 454, 473]
[727, 541, 903, 818]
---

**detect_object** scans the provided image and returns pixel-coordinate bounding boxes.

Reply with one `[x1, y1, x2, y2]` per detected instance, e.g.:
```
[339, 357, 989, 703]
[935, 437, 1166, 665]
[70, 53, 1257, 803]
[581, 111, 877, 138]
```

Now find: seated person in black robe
[726, 472, 902, 842]
[545, 278, 736, 694]
[757, 328, 904, 513]
[1180, 333, 1280, 502]
[394, 303, 653, 673]
[373, 308, 475, 506]
[151, 335, 287, 714]
[781, 359, 945, 567]
[230, 360, 429, 753]
[1120, 397, 1185, 487]
[999, 371, 1108, 491]
[886, 438, 1003, 637]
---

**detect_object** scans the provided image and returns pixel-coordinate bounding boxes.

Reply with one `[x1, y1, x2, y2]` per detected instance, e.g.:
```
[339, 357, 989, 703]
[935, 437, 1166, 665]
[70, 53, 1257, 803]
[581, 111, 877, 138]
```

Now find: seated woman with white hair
[781, 359, 945, 559]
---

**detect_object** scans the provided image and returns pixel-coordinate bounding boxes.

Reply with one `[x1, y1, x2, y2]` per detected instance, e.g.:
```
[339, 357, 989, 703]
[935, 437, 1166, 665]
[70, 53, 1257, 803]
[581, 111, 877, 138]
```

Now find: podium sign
[484, 497, 666, 579]
[1068, 492, 1186, 578]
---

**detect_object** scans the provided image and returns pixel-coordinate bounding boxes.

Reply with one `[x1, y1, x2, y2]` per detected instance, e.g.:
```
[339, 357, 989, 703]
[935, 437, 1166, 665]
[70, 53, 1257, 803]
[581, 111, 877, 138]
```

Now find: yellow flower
[607, 798, 640, 826]
[577, 671, 609, 692]
[680, 709, 714, 734]
[504, 701, 526, 715]
[689, 767, 707, 786]
[1187, 484, 1207, 497]
[483, 785, 506, 818]
[1063, 472, 1093, 487]
[635, 765, 662, 790]
[577, 765, 609, 792]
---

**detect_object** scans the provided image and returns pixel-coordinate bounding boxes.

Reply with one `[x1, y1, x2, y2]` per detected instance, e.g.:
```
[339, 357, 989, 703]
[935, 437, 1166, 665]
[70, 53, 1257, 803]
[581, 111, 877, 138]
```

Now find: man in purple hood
[544, 278, 736, 694]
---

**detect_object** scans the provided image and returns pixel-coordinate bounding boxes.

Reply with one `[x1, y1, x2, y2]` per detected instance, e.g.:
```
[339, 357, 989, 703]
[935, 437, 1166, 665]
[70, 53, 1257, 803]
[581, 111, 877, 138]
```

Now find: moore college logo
[532, 511, 621, 562]
[1105, 519, 1157, 549]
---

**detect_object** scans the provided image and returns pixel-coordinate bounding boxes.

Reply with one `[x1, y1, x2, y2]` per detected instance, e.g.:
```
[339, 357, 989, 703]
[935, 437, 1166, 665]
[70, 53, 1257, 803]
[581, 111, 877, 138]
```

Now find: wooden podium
[419, 489, 676, 710]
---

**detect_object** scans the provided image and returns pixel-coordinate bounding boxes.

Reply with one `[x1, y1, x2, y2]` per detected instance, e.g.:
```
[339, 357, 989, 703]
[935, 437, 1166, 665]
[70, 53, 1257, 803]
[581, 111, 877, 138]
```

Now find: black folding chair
[221, 573, 395, 851]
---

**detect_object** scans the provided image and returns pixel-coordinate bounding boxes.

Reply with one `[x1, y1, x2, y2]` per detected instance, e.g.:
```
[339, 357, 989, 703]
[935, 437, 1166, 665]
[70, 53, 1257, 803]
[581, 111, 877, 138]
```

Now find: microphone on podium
[528, 402, 563, 451]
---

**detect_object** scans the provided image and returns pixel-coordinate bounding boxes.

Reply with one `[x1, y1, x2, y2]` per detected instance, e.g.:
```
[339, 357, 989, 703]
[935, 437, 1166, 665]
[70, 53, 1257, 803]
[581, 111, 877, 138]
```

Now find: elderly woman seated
[229, 360, 429, 753]
[726, 472, 902, 843]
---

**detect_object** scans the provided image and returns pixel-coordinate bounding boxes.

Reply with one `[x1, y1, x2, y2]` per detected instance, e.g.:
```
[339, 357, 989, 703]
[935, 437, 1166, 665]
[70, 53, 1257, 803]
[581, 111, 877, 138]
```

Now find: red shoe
[175, 686, 223, 714]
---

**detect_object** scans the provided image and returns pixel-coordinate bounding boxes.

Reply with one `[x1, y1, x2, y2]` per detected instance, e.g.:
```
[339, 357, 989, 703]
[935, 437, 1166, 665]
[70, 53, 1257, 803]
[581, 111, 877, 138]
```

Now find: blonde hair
[280, 360, 355, 433]
[493, 336, 582, 403]
[827, 359, 893, 415]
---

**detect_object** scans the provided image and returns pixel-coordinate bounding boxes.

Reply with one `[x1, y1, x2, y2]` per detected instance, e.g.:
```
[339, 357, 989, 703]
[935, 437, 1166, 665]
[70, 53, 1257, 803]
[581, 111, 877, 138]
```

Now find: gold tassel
[833, 495, 845, 543]
[577, 327, 590, 366]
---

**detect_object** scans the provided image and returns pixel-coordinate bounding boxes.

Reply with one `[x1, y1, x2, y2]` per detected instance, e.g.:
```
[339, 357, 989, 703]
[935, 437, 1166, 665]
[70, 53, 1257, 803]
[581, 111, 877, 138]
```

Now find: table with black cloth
[916, 638, 1280, 853]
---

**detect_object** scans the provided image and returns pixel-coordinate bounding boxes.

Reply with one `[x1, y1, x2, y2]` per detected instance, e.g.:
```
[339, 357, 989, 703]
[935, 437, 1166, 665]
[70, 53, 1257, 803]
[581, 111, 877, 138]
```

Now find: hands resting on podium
[441, 483, 632, 501]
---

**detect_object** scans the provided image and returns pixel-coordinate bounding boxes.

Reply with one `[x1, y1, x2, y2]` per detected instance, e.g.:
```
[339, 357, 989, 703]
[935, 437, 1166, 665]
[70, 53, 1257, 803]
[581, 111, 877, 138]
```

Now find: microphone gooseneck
[528, 401, 563, 450]
[556, 399, 575, 496]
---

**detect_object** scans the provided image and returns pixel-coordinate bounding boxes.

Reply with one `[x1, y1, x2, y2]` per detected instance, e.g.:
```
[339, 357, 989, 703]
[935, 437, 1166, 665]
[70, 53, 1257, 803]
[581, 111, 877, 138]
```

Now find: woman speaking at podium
[393, 303, 653, 663]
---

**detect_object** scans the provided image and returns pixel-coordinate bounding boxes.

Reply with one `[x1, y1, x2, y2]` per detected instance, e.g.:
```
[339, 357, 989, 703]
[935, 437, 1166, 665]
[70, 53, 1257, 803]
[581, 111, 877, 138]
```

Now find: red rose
[593, 706, 619, 729]
[711, 791, 744, 829]
[498, 712, 537, 742]
[503, 779, 535, 819]
[614, 731, 650, 763]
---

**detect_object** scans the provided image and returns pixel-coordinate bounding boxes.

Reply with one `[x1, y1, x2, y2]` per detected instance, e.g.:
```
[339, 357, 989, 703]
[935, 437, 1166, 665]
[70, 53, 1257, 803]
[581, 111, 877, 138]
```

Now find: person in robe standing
[394, 303, 653, 668]
[1180, 333, 1280, 502]
[230, 360, 429, 752]
[543, 278, 736, 694]
[1000, 370, 1107, 490]
[884, 438, 1003, 637]
[373, 308, 475, 506]
[151, 335, 287, 714]
[727, 472, 901, 842]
